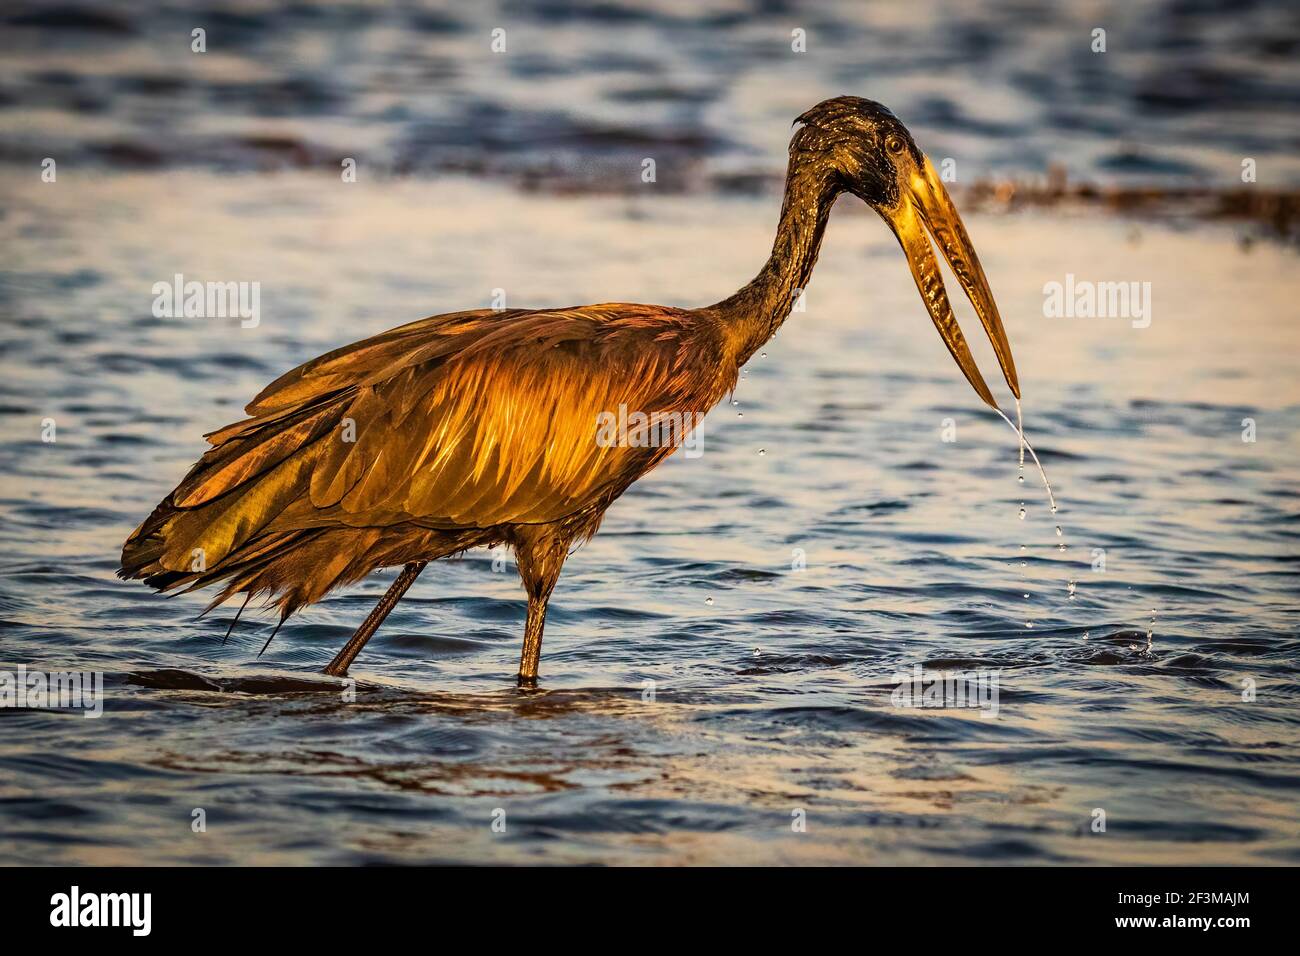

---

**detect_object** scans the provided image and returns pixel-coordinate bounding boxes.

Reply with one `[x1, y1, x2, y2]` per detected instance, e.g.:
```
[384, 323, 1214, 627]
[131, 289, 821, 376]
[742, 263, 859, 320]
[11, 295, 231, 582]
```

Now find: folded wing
[121, 304, 712, 588]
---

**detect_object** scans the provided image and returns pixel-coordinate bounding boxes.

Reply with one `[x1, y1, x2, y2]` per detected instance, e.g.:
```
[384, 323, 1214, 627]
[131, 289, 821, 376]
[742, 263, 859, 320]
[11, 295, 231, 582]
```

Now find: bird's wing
[294, 304, 717, 528]
[139, 304, 724, 572]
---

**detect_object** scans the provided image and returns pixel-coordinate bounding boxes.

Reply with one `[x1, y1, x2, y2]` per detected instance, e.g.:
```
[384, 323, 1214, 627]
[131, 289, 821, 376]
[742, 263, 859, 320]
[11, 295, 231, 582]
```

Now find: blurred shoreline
[3, 0, 1297, 239]
[4, 137, 1295, 239]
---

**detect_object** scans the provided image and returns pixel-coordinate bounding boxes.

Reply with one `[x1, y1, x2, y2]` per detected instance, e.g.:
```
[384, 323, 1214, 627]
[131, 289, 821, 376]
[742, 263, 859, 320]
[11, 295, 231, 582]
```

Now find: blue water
[3, 0, 1298, 188]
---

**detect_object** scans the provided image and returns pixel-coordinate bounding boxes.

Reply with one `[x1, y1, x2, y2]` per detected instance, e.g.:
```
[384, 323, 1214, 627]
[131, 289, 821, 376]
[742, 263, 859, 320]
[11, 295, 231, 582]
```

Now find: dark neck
[713, 160, 842, 364]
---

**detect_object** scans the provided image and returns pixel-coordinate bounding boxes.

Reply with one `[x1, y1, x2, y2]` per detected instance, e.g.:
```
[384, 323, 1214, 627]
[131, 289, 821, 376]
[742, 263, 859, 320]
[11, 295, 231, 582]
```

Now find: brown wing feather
[311, 306, 723, 527]
[247, 309, 519, 416]
[121, 303, 733, 611]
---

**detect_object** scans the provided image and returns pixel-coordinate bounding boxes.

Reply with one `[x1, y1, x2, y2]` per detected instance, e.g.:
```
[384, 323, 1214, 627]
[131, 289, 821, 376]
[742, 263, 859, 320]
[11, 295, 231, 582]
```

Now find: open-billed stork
[120, 96, 1020, 686]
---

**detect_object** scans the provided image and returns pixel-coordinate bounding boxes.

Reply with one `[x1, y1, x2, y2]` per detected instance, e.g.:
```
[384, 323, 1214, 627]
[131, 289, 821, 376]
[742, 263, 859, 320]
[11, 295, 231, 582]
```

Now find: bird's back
[120, 303, 733, 615]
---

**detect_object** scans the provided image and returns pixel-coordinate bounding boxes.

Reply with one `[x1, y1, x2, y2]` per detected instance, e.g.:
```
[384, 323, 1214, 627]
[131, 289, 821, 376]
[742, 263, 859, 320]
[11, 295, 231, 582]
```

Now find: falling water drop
[705, 596, 714, 606]
[737, 412, 743, 418]
[760, 351, 767, 359]
[1013, 398, 1024, 463]
[758, 448, 766, 456]
[1015, 397, 1026, 471]
[1067, 580, 1077, 600]
[993, 407, 1056, 514]
[1000, 401, 1076, 636]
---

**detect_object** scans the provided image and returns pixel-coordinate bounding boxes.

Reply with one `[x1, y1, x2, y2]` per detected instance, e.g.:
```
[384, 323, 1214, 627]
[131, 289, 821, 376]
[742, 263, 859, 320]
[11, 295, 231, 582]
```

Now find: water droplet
[737, 412, 743, 418]
[1017, 474, 1025, 484]
[753, 647, 761, 656]
[731, 399, 739, 406]
[1019, 544, 1026, 552]
[1050, 504, 1058, 515]
[1018, 507, 1026, 520]
[1023, 592, 1029, 599]
[757, 448, 766, 456]
[1025, 620, 1034, 628]
[1082, 631, 1090, 640]
[760, 351, 767, 359]
[705, 596, 713, 606]
[1015, 399, 1025, 469]
[994, 404, 1058, 515]
[1057, 543, 1066, 552]
[1055, 525, 1063, 536]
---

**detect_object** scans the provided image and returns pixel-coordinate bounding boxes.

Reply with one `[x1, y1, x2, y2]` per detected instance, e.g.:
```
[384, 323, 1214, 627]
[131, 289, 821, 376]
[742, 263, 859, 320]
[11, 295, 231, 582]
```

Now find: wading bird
[120, 97, 1020, 686]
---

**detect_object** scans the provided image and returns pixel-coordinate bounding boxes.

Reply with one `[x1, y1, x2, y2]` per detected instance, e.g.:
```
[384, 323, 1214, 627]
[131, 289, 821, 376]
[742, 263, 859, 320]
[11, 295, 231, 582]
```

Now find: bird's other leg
[323, 561, 428, 677]
[511, 526, 570, 689]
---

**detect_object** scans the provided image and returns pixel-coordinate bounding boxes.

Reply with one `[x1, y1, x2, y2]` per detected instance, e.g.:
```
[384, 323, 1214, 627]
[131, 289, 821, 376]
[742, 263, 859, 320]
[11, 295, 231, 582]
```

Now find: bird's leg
[512, 527, 570, 688]
[323, 561, 428, 677]
[517, 591, 554, 689]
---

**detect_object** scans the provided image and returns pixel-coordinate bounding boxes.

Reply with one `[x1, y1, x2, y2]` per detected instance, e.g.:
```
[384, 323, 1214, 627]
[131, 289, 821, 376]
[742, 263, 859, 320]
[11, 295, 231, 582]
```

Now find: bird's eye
[885, 135, 905, 155]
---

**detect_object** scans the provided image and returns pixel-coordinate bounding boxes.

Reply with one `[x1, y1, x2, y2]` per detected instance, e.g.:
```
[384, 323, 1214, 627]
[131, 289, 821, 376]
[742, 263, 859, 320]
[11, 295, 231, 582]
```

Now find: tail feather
[119, 390, 351, 615]
[120, 310, 508, 621]
[175, 401, 337, 508]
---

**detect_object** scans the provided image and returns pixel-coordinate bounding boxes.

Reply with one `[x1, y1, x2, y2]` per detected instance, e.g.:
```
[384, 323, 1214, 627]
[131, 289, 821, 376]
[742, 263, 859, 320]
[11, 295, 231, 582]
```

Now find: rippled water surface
[2, 171, 1297, 864]
[3, 0, 1298, 187]
[1, 0, 1299, 865]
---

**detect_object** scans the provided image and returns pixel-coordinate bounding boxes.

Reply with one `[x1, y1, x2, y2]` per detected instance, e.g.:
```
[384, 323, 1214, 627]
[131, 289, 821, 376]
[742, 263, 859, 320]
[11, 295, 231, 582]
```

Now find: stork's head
[792, 96, 1020, 407]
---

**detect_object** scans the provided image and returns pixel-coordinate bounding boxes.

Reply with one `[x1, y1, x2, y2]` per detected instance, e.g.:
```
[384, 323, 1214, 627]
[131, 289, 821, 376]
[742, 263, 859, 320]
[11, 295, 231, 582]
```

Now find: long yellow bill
[883, 155, 1020, 408]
